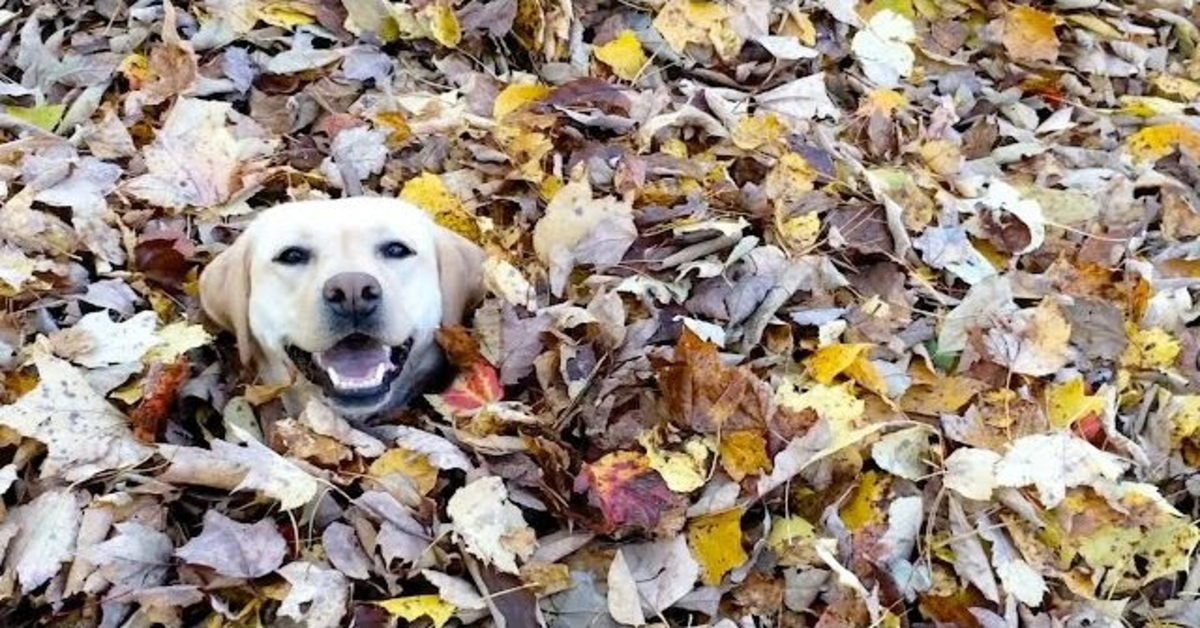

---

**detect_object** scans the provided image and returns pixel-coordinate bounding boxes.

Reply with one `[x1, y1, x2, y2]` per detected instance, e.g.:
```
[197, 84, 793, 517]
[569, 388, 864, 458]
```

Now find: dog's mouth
[286, 334, 413, 401]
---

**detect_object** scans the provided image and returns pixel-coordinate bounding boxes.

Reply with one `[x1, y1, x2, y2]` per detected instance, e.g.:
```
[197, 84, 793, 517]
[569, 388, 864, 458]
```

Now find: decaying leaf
[0, 342, 153, 482]
[175, 510, 287, 579]
[575, 451, 681, 532]
[447, 476, 536, 574]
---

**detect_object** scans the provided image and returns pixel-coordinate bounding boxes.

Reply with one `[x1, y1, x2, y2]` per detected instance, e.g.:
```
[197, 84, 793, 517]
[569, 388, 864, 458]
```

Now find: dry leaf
[447, 477, 536, 574]
[175, 510, 287, 579]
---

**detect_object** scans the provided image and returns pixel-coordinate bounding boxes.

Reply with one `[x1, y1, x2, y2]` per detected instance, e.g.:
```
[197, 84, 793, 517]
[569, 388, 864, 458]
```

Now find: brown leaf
[656, 328, 773, 434]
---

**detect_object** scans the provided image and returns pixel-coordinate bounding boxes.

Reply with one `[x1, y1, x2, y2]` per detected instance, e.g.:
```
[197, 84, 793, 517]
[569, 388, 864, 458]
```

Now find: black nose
[323, 272, 382, 322]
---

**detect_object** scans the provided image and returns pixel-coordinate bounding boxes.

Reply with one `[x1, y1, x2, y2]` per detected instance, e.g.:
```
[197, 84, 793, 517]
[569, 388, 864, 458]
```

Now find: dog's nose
[323, 272, 382, 321]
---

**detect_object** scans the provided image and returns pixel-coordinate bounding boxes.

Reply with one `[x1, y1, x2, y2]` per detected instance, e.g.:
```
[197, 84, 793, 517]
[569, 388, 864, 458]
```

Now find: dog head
[198, 197, 485, 419]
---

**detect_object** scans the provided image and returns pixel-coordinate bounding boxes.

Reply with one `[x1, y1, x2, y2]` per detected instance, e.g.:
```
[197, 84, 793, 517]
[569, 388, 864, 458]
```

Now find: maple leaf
[175, 510, 286, 579]
[656, 328, 774, 434]
[574, 451, 681, 533]
[427, 362, 504, 418]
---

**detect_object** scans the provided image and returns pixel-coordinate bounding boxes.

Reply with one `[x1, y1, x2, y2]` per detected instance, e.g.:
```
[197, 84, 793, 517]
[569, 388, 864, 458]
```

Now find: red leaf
[574, 451, 680, 533]
[432, 362, 503, 418]
[130, 358, 190, 443]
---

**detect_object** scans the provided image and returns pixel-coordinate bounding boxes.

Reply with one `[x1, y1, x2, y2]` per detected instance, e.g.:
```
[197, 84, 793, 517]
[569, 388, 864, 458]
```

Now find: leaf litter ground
[2, 0, 1200, 626]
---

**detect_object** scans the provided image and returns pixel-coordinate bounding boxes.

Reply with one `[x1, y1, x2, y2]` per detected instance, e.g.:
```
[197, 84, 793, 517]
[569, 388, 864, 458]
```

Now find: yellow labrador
[199, 197, 485, 421]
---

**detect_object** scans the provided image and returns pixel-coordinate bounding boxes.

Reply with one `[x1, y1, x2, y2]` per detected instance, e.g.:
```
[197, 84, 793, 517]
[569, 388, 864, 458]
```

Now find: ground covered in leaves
[2, 0, 1200, 626]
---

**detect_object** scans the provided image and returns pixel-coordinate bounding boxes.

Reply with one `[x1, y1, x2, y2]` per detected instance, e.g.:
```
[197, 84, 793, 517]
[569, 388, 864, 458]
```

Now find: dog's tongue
[315, 337, 392, 390]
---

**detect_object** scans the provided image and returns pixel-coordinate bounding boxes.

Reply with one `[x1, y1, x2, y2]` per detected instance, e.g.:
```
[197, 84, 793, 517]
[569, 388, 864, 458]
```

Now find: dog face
[199, 198, 485, 420]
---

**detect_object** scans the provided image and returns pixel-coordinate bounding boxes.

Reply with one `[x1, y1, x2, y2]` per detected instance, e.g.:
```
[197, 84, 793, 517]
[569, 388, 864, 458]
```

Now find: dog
[198, 197, 486, 421]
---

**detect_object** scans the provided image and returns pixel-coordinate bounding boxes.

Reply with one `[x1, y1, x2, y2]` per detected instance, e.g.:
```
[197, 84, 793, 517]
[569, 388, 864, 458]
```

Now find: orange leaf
[130, 358, 190, 443]
[574, 451, 680, 532]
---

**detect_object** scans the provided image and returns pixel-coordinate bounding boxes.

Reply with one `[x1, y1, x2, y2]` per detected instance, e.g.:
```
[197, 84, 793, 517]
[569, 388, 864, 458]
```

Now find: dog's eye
[274, 246, 311, 266]
[381, 241, 414, 260]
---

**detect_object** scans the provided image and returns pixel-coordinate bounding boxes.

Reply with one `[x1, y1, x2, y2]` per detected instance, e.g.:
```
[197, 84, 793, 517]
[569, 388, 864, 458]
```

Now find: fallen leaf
[175, 510, 286, 579]
[447, 476, 536, 574]
[994, 432, 1127, 507]
[942, 448, 1001, 501]
[575, 451, 681, 532]
[1003, 6, 1060, 63]
[851, 10, 916, 87]
[83, 522, 173, 598]
[718, 430, 772, 481]
[370, 448, 439, 495]
[687, 508, 748, 586]
[595, 31, 647, 81]
[377, 594, 456, 628]
[124, 98, 273, 209]
[607, 549, 645, 626]
[278, 562, 350, 628]
[427, 362, 503, 418]
[532, 179, 637, 297]
[0, 342, 153, 482]
[5, 489, 81, 593]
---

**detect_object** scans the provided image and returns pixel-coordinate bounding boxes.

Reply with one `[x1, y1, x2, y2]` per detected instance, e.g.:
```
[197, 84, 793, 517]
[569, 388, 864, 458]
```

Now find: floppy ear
[433, 226, 486, 326]
[199, 234, 259, 366]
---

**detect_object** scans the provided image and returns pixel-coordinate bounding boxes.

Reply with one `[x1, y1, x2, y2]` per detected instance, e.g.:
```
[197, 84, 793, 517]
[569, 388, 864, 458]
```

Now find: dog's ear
[199, 234, 259, 366]
[433, 225, 486, 325]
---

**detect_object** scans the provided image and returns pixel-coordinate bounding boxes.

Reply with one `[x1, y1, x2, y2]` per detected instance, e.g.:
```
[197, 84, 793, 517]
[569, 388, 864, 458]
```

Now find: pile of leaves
[2, 0, 1200, 625]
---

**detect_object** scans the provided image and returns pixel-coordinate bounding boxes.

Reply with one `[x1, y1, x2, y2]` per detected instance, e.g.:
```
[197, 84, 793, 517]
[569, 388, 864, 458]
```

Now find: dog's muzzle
[286, 334, 414, 402]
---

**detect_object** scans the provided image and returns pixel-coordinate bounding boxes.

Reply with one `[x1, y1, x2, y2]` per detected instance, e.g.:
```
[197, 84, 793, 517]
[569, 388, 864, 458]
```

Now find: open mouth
[286, 334, 413, 401]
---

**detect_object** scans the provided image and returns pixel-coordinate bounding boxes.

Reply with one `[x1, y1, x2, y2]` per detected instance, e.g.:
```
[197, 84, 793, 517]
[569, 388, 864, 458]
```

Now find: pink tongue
[317, 341, 390, 378]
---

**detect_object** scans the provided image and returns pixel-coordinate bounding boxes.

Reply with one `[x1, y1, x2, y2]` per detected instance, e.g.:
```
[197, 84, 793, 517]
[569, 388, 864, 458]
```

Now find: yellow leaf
[640, 434, 708, 493]
[145, 322, 212, 363]
[1118, 95, 1189, 117]
[1002, 6, 1059, 63]
[1121, 326, 1181, 370]
[788, 12, 817, 47]
[807, 344, 871, 385]
[594, 30, 648, 81]
[370, 448, 439, 495]
[1152, 75, 1200, 101]
[776, 212, 821, 251]
[493, 83, 551, 120]
[373, 111, 412, 144]
[1140, 516, 1200, 584]
[423, 3, 461, 48]
[6, 104, 65, 131]
[400, 172, 481, 242]
[731, 112, 787, 150]
[863, 0, 915, 20]
[845, 355, 890, 399]
[1046, 378, 1106, 429]
[764, 152, 816, 209]
[1063, 14, 1122, 39]
[856, 88, 908, 118]
[256, 1, 317, 28]
[119, 53, 150, 84]
[718, 430, 771, 481]
[919, 139, 963, 177]
[652, 0, 742, 62]
[377, 595, 456, 628]
[767, 515, 816, 552]
[840, 471, 889, 531]
[775, 382, 865, 427]
[687, 508, 748, 585]
[1126, 123, 1200, 163]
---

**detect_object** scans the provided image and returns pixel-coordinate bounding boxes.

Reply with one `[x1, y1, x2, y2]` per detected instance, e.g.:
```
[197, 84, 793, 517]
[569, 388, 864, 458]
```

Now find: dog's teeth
[327, 362, 389, 391]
